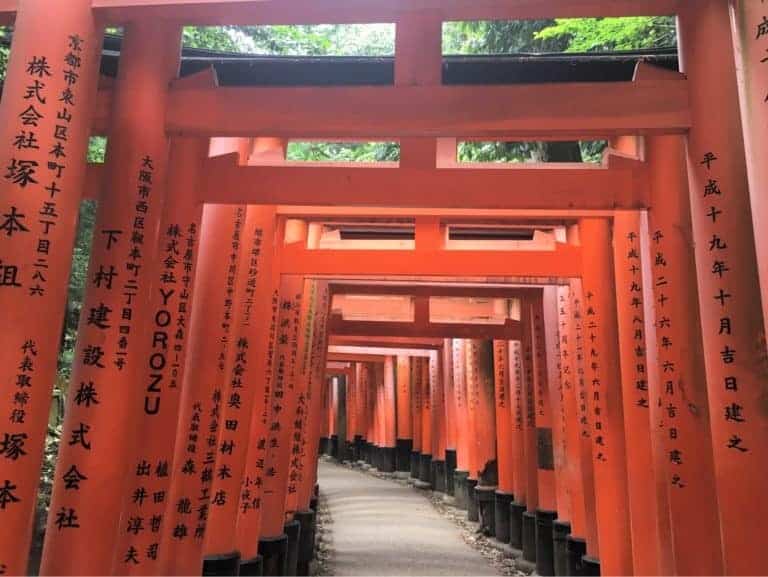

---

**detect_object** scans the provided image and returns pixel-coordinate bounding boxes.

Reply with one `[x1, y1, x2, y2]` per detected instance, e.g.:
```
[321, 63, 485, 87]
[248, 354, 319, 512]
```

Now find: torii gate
[0, 1, 766, 577]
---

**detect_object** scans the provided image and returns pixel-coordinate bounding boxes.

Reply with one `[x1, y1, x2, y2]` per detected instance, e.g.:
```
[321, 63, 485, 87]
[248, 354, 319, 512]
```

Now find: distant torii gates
[0, 1, 766, 577]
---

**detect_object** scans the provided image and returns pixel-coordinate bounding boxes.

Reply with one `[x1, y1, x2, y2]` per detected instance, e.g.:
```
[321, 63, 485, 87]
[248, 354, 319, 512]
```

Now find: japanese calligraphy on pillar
[569, 282, 590, 439]
[556, 287, 571, 456]
[624, 229, 650, 410]
[0, 35, 88, 537]
[584, 289, 607, 463]
[695, 151, 751, 458]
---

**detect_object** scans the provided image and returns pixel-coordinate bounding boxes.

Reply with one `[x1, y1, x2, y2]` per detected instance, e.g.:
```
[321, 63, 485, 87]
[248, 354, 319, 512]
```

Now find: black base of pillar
[362, 441, 372, 464]
[380, 447, 396, 473]
[294, 510, 316, 576]
[509, 501, 526, 549]
[445, 449, 457, 494]
[284, 520, 301, 576]
[203, 552, 241, 576]
[553, 520, 571, 577]
[566, 535, 588, 577]
[330, 435, 339, 459]
[466, 478, 479, 522]
[240, 555, 264, 577]
[536, 509, 557, 576]
[309, 497, 318, 512]
[522, 511, 536, 562]
[453, 470, 469, 509]
[475, 485, 497, 536]
[419, 454, 432, 485]
[410, 451, 421, 478]
[583, 556, 601, 576]
[395, 439, 413, 471]
[258, 534, 288, 577]
[319, 437, 329, 455]
[352, 435, 364, 461]
[432, 460, 447, 492]
[494, 491, 513, 544]
[339, 439, 352, 462]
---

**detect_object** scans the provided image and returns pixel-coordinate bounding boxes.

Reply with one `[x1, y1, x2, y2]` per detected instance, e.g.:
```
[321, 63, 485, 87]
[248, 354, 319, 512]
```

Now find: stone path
[318, 460, 498, 576]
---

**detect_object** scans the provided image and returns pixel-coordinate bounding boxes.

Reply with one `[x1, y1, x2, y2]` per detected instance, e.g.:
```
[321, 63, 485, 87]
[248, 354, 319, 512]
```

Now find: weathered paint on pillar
[493, 341, 514, 494]
[579, 218, 633, 575]
[451, 340, 470, 473]
[41, 22, 181, 576]
[259, 275, 307, 538]
[646, 134, 724, 575]
[680, 2, 767, 572]
[732, 0, 768, 350]
[158, 205, 246, 575]
[611, 211, 661, 575]
[531, 298, 556, 513]
[0, 1, 101, 572]
[113, 137, 208, 575]
[203, 206, 278, 557]
[396, 355, 412, 440]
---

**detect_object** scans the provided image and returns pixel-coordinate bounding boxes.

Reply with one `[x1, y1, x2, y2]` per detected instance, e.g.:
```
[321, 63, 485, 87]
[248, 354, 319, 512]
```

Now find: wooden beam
[329, 335, 443, 349]
[330, 317, 522, 339]
[199, 152, 649, 210]
[279, 244, 582, 277]
[329, 283, 538, 299]
[329, 345, 433, 358]
[0, 0, 681, 26]
[166, 80, 690, 138]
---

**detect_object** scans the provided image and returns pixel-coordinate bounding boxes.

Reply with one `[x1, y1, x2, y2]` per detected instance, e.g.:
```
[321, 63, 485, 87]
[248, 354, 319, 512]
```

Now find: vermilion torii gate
[0, 0, 767, 576]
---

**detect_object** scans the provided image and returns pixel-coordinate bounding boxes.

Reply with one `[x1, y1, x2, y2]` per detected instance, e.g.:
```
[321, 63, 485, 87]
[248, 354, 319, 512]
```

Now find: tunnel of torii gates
[0, 0, 767, 577]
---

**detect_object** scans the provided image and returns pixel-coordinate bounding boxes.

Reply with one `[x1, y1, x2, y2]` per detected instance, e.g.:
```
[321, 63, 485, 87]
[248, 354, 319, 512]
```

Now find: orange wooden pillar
[200, 206, 279, 573]
[732, 0, 768, 354]
[355, 363, 368, 461]
[428, 351, 447, 491]
[257, 275, 308, 575]
[680, 2, 768, 573]
[345, 363, 357, 459]
[0, 1, 101, 572]
[541, 286, 571, 576]
[450, 340, 472, 507]
[41, 22, 181, 576]
[380, 356, 397, 472]
[409, 357, 423, 478]
[578, 218, 633, 576]
[157, 205, 247, 576]
[374, 362, 386, 468]
[464, 339, 497, 529]
[328, 377, 338, 457]
[298, 282, 332, 502]
[645, 134, 725, 575]
[492, 340, 515, 543]
[508, 337, 529, 550]
[442, 342, 458, 494]
[519, 300, 539, 562]
[553, 284, 589, 574]
[611, 212, 662, 576]
[565, 277, 600, 570]
[112, 137, 209, 575]
[395, 355, 413, 472]
[418, 357, 433, 484]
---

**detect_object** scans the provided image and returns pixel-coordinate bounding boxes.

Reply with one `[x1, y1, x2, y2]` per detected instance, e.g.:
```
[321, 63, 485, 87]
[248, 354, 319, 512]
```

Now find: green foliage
[287, 142, 399, 162]
[535, 17, 677, 52]
[444, 19, 566, 54]
[183, 24, 395, 56]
